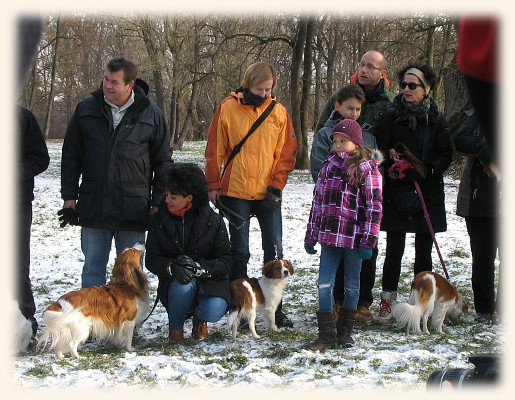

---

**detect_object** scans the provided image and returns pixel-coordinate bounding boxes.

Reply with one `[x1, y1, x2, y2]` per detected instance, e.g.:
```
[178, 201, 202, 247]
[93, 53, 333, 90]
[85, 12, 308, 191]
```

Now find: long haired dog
[227, 259, 294, 339]
[392, 271, 468, 335]
[40, 243, 149, 358]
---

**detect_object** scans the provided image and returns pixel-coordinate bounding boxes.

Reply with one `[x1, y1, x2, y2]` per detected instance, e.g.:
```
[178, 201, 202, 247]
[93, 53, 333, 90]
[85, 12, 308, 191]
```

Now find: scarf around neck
[392, 93, 439, 130]
[234, 86, 267, 109]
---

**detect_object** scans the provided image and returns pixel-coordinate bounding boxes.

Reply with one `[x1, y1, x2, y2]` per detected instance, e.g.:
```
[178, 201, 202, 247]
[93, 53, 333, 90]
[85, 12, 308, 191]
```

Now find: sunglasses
[401, 81, 424, 90]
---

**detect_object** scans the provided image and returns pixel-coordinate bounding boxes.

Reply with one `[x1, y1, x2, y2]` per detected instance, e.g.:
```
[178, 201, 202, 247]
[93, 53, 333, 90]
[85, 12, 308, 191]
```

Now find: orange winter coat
[205, 92, 297, 200]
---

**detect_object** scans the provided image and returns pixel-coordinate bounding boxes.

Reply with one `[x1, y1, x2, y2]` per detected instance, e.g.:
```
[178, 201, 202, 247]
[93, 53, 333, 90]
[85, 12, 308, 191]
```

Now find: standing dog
[40, 243, 149, 358]
[227, 259, 294, 339]
[392, 271, 468, 335]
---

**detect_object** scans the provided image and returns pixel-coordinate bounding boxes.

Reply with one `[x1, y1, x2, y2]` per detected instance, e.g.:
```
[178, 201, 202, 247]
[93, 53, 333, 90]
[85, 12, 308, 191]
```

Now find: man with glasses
[313, 50, 394, 323]
[315, 50, 394, 134]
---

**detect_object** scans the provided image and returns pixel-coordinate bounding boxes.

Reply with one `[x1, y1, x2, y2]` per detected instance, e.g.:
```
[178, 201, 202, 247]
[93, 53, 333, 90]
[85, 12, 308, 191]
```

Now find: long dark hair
[163, 163, 209, 207]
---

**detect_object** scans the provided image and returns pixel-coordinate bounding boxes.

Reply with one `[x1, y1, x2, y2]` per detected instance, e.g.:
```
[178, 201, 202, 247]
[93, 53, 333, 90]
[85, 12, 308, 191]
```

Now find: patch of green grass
[24, 360, 54, 378]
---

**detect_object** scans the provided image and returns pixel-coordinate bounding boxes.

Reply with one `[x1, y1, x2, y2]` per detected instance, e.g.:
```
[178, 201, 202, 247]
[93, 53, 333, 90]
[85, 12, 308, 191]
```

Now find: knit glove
[304, 243, 317, 254]
[260, 186, 281, 211]
[57, 207, 79, 228]
[358, 247, 373, 260]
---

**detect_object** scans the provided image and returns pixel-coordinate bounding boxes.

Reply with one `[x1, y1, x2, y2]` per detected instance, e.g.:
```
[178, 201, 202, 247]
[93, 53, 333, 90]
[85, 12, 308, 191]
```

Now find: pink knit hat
[330, 119, 364, 147]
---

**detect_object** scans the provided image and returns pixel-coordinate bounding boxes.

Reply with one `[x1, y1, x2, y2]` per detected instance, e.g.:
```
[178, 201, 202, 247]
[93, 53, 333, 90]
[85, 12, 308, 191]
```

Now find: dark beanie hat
[330, 119, 364, 147]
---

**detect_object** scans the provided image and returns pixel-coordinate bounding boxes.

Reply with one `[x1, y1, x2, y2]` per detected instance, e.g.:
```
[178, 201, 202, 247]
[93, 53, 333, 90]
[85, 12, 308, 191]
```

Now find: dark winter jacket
[310, 110, 377, 182]
[315, 78, 394, 133]
[60, 79, 173, 231]
[375, 94, 452, 233]
[455, 110, 500, 218]
[19, 106, 49, 204]
[145, 203, 232, 311]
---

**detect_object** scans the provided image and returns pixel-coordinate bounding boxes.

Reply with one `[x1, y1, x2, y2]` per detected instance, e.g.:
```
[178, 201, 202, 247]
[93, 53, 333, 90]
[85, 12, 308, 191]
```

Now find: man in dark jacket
[456, 109, 501, 322]
[60, 57, 173, 288]
[314, 50, 394, 135]
[313, 50, 394, 322]
[18, 106, 50, 339]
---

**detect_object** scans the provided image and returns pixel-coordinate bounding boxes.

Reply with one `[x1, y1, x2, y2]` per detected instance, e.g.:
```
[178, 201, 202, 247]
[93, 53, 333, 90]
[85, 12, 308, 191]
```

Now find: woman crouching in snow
[305, 118, 383, 350]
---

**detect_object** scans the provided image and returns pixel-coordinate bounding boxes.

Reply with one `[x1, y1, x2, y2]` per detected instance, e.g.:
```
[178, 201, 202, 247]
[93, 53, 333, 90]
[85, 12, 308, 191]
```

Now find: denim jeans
[220, 196, 283, 280]
[80, 227, 145, 288]
[318, 245, 362, 311]
[167, 278, 228, 329]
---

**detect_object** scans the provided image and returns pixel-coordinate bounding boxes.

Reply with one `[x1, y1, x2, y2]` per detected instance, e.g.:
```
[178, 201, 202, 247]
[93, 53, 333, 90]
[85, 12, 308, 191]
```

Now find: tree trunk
[298, 17, 314, 169]
[290, 18, 307, 169]
[43, 17, 60, 140]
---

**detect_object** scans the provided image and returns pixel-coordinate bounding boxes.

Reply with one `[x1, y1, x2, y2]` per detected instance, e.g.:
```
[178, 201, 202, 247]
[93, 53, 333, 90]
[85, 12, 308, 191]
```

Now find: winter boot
[192, 317, 208, 340]
[336, 307, 356, 347]
[306, 311, 335, 351]
[168, 329, 184, 345]
[373, 291, 397, 325]
[275, 300, 294, 328]
[355, 305, 372, 322]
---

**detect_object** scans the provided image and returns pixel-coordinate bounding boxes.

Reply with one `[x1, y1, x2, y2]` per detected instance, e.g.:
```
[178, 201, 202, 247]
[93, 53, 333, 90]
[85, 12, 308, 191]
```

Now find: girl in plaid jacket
[305, 119, 383, 350]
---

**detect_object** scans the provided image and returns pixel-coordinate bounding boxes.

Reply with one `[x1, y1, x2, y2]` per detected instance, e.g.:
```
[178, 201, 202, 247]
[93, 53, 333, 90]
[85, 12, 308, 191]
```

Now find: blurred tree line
[18, 12, 470, 169]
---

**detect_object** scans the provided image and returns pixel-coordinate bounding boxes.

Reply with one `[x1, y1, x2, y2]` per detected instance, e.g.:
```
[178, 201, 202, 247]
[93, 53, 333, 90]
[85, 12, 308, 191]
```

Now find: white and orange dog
[392, 271, 468, 335]
[227, 259, 294, 339]
[40, 243, 149, 358]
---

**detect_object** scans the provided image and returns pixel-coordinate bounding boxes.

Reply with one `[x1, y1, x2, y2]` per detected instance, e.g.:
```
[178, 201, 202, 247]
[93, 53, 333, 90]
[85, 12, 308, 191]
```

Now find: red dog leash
[413, 181, 450, 280]
[388, 157, 450, 280]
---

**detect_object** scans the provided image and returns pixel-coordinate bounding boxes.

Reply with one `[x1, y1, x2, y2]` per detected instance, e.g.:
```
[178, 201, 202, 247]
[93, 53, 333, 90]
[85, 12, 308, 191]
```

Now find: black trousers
[333, 246, 378, 308]
[381, 231, 433, 292]
[18, 201, 37, 335]
[466, 216, 499, 315]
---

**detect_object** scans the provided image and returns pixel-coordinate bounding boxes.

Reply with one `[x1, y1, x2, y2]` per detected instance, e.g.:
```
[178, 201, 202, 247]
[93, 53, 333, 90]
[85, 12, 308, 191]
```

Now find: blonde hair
[241, 62, 277, 91]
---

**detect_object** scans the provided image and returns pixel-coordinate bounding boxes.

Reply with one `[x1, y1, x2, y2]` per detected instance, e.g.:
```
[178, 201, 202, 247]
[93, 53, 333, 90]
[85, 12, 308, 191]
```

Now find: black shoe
[275, 310, 293, 328]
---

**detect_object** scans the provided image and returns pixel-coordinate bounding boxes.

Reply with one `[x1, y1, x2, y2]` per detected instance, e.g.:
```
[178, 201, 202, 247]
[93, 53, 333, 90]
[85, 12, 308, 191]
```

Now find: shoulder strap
[222, 100, 276, 177]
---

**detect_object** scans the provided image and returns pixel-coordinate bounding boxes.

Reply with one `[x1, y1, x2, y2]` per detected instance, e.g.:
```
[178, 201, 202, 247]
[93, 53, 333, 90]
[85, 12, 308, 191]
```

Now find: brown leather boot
[306, 311, 335, 351]
[168, 329, 184, 345]
[336, 307, 356, 347]
[192, 317, 208, 340]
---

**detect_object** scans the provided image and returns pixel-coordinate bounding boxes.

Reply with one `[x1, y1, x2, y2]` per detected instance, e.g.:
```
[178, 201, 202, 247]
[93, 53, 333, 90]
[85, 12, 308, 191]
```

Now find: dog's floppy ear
[262, 261, 276, 278]
[110, 249, 142, 288]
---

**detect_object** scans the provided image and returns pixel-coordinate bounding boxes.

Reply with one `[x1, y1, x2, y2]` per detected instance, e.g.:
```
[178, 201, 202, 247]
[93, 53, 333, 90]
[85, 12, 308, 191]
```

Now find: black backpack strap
[222, 100, 276, 177]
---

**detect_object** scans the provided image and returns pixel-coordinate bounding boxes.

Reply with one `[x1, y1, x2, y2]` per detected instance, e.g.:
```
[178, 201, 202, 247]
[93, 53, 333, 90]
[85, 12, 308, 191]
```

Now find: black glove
[169, 263, 194, 285]
[260, 186, 281, 211]
[176, 255, 211, 279]
[57, 207, 79, 228]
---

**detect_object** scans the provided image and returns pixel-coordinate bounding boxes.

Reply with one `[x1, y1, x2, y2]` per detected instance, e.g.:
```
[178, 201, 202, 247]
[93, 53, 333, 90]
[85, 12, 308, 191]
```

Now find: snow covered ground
[8, 140, 504, 394]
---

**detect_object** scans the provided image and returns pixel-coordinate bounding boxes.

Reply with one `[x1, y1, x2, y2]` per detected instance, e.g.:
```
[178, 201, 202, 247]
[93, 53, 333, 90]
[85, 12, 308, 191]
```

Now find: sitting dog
[40, 243, 149, 358]
[227, 259, 294, 339]
[392, 271, 468, 335]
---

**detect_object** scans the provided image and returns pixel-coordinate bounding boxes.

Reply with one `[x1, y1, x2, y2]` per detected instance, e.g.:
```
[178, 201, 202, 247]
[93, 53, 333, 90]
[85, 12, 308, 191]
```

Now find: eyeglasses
[401, 81, 424, 90]
[357, 62, 382, 71]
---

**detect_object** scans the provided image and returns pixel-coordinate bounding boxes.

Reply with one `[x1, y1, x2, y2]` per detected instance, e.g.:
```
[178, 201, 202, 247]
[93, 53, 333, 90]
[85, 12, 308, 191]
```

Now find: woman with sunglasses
[372, 63, 452, 324]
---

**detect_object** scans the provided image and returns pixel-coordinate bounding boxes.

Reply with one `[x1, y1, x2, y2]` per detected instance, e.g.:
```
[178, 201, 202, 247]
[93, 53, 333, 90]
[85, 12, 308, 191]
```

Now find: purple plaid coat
[305, 150, 383, 249]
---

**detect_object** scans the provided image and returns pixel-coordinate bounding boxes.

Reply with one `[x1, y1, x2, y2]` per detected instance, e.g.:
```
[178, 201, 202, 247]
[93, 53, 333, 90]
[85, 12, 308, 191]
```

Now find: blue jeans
[221, 196, 283, 280]
[318, 245, 362, 311]
[80, 227, 145, 288]
[167, 279, 228, 329]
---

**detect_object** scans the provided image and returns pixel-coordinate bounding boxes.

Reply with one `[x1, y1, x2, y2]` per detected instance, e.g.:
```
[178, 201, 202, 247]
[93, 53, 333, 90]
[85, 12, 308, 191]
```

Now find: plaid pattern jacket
[305, 150, 383, 249]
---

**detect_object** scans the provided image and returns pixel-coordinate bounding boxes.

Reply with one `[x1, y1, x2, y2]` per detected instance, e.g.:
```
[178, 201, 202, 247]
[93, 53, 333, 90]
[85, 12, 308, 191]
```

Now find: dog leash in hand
[413, 180, 450, 280]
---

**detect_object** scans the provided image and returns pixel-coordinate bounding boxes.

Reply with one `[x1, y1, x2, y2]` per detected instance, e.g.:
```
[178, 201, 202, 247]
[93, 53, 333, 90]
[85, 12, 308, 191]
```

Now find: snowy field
[7, 139, 505, 395]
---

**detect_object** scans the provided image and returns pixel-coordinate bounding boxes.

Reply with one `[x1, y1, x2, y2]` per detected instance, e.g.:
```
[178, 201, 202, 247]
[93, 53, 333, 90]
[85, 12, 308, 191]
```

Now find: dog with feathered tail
[392, 271, 468, 335]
